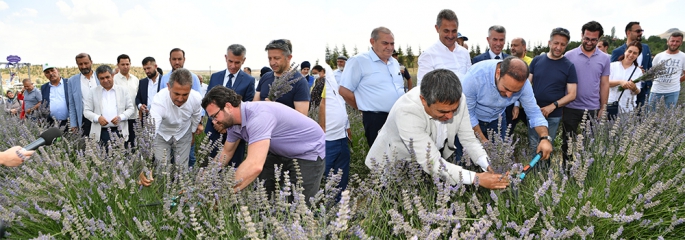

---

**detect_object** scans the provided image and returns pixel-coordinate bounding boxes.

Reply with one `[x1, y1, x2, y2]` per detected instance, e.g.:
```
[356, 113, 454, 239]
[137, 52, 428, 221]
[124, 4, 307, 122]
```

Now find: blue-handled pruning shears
[518, 153, 542, 180]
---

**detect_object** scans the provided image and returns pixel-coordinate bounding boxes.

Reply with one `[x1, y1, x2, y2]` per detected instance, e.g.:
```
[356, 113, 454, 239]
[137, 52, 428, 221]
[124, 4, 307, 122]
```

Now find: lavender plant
[1, 100, 685, 239]
[267, 63, 304, 101]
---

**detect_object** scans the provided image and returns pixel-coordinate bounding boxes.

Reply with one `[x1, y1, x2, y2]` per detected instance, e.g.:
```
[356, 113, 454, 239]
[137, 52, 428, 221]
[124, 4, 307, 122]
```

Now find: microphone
[22, 128, 62, 151]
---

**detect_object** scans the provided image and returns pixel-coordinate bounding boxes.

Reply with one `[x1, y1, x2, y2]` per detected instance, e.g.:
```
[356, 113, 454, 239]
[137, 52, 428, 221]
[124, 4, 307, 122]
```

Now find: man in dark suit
[40, 64, 70, 129]
[472, 25, 521, 133]
[135, 57, 163, 120]
[471, 25, 509, 64]
[205, 44, 256, 167]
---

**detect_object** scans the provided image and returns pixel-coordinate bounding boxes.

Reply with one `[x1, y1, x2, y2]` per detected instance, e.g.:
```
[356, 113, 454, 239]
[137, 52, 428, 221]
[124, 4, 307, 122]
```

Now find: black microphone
[22, 128, 62, 151]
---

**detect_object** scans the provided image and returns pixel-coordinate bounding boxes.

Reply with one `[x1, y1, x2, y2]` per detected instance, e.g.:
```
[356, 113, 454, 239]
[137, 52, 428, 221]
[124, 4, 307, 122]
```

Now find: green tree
[353, 45, 359, 56]
[475, 44, 482, 56]
[332, 45, 341, 69]
[397, 46, 405, 66]
[325, 44, 334, 69]
[341, 44, 349, 58]
[611, 26, 616, 39]
[406, 45, 416, 68]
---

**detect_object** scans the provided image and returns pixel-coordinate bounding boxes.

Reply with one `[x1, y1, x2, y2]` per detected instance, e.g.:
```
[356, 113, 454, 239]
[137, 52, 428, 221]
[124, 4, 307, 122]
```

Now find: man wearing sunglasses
[202, 86, 325, 205]
[562, 21, 611, 170]
[611, 22, 652, 109]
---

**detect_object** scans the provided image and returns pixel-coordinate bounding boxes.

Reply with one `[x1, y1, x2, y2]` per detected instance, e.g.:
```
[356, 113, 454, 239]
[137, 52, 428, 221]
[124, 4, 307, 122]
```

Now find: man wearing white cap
[40, 64, 70, 128]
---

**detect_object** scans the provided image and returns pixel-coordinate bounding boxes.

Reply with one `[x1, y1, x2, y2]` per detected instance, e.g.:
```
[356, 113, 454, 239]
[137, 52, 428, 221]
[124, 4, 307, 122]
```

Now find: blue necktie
[495, 55, 501, 59]
[226, 74, 234, 88]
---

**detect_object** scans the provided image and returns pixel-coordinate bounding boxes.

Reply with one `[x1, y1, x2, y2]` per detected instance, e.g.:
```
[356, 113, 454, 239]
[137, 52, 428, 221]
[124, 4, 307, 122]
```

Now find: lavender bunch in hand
[268, 63, 304, 101]
[619, 59, 675, 90]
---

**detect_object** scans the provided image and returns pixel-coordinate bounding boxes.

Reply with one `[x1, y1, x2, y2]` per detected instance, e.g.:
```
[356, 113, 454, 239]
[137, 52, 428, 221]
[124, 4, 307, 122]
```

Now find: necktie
[495, 55, 501, 60]
[226, 74, 234, 88]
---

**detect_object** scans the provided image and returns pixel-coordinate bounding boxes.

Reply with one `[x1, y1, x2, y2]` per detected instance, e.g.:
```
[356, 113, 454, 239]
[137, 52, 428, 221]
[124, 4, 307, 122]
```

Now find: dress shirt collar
[225, 69, 241, 79]
[49, 79, 63, 87]
[488, 50, 503, 59]
[437, 40, 457, 52]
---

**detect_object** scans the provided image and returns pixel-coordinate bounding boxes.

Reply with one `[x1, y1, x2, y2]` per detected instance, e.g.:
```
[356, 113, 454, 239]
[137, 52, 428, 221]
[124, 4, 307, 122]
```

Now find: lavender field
[1, 101, 685, 239]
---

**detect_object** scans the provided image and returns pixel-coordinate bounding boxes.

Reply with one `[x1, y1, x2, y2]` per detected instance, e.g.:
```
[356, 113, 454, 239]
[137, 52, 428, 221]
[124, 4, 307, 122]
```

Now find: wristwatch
[539, 136, 553, 142]
[553, 101, 559, 108]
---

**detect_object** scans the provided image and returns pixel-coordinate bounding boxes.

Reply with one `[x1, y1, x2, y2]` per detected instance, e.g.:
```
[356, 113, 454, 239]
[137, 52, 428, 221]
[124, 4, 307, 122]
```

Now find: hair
[95, 65, 113, 76]
[514, 38, 527, 47]
[550, 27, 571, 42]
[312, 65, 325, 73]
[581, 21, 604, 37]
[371, 27, 393, 41]
[265, 39, 292, 57]
[75, 53, 92, 62]
[670, 31, 684, 40]
[170, 48, 185, 57]
[600, 39, 609, 48]
[6, 90, 11, 94]
[488, 25, 506, 37]
[201, 86, 242, 109]
[244, 67, 252, 73]
[142, 56, 156, 66]
[625, 22, 640, 34]
[500, 56, 529, 82]
[227, 44, 247, 57]
[116, 54, 130, 64]
[618, 41, 643, 66]
[157, 68, 164, 76]
[22, 78, 31, 84]
[420, 69, 462, 106]
[436, 9, 458, 27]
[168, 68, 193, 87]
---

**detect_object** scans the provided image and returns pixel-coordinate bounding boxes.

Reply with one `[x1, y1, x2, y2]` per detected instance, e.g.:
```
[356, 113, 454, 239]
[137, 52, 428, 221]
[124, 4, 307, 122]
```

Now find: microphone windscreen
[40, 128, 62, 146]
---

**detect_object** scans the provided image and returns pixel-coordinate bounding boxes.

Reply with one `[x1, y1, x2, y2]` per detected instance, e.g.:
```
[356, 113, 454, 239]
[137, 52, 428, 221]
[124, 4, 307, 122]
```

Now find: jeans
[259, 154, 325, 205]
[649, 91, 679, 109]
[454, 117, 507, 163]
[325, 138, 351, 192]
[528, 116, 561, 152]
[188, 144, 196, 167]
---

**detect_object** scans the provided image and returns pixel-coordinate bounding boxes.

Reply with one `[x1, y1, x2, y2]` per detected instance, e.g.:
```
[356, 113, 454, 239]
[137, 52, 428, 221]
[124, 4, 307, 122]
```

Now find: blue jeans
[649, 91, 679, 109]
[528, 116, 560, 151]
[188, 144, 196, 167]
[454, 117, 506, 163]
[325, 138, 351, 192]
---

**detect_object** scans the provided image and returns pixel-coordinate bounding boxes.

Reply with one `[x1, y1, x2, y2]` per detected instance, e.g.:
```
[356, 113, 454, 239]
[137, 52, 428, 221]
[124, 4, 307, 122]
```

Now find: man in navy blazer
[611, 21, 652, 108]
[135, 57, 163, 119]
[68, 53, 100, 136]
[40, 64, 70, 129]
[471, 25, 509, 64]
[204, 44, 256, 167]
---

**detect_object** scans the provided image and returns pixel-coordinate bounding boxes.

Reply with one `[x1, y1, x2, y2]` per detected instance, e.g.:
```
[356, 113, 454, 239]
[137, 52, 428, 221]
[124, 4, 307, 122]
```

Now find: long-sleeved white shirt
[149, 88, 202, 141]
[417, 41, 472, 85]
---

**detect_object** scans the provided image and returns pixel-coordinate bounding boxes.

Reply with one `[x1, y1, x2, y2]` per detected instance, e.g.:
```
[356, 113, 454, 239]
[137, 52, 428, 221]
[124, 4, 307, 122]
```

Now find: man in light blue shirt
[458, 57, 553, 161]
[40, 64, 70, 128]
[339, 27, 405, 147]
[159, 48, 202, 93]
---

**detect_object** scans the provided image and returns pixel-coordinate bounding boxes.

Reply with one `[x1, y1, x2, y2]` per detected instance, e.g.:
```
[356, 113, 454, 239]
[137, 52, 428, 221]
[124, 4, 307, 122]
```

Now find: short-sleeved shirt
[48, 80, 69, 120]
[462, 60, 547, 128]
[339, 50, 405, 112]
[256, 71, 310, 109]
[564, 47, 611, 110]
[23, 88, 42, 113]
[651, 51, 685, 93]
[529, 54, 578, 117]
[226, 101, 325, 160]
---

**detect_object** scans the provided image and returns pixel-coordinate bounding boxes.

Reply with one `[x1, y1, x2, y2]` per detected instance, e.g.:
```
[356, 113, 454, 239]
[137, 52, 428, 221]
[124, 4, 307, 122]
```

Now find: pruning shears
[518, 153, 542, 180]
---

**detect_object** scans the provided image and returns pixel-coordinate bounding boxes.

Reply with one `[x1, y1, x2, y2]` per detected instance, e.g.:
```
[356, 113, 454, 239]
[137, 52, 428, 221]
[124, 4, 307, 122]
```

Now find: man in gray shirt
[22, 78, 42, 119]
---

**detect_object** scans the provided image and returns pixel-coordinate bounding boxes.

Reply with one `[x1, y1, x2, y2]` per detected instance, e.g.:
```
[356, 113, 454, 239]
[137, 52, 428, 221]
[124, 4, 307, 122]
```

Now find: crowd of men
[335, 9, 685, 190]
[2, 41, 329, 204]
[3, 8, 685, 198]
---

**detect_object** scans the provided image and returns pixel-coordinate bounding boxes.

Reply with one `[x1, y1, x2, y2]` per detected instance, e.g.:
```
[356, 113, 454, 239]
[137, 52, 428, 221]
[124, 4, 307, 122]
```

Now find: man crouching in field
[203, 86, 326, 205]
[365, 69, 509, 189]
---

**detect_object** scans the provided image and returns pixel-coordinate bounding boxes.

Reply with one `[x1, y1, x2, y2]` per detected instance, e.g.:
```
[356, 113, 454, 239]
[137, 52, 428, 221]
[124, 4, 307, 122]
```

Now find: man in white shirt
[83, 65, 135, 146]
[649, 31, 685, 108]
[150, 68, 203, 169]
[68, 53, 99, 136]
[135, 57, 162, 118]
[418, 9, 472, 84]
[333, 56, 346, 84]
[113, 54, 140, 148]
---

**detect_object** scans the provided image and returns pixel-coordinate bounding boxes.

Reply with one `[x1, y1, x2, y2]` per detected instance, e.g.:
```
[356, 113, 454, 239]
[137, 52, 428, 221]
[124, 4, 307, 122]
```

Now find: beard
[79, 68, 91, 75]
[582, 43, 596, 52]
[146, 71, 157, 79]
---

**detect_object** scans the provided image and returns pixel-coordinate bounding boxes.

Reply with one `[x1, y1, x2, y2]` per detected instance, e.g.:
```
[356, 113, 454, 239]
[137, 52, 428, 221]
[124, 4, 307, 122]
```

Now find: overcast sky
[1, 0, 683, 72]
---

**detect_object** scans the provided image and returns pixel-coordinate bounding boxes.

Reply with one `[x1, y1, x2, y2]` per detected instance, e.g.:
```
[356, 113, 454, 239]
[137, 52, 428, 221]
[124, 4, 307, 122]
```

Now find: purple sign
[6, 55, 21, 64]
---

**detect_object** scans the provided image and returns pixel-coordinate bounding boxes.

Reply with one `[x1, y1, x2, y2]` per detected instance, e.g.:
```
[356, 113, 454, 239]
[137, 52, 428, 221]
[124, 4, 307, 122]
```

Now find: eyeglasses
[634, 29, 644, 33]
[210, 107, 223, 119]
[582, 37, 599, 43]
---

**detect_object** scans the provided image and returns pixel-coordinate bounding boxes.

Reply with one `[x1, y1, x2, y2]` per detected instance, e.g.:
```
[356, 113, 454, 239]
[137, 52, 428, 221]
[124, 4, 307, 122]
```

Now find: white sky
[1, 0, 683, 73]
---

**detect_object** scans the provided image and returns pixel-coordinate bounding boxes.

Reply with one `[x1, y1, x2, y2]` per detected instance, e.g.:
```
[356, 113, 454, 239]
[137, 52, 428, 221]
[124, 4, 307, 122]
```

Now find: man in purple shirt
[562, 21, 610, 170]
[202, 86, 325, 205]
